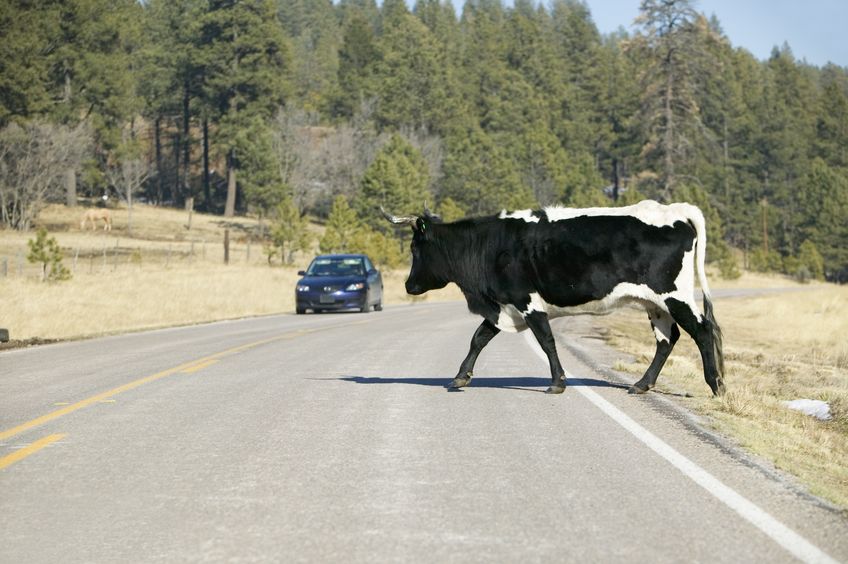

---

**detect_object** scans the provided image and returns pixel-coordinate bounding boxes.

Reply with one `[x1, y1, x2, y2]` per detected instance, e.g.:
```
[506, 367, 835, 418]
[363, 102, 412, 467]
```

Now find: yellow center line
[0, 319, 371, 442]
[0, 434, 66, 470]
[180, 359, 219, 374]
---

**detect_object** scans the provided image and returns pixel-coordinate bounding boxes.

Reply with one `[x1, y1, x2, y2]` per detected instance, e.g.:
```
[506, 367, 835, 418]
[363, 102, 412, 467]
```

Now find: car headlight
[345, 282, 365, 291]
[296, 284, 310, 292]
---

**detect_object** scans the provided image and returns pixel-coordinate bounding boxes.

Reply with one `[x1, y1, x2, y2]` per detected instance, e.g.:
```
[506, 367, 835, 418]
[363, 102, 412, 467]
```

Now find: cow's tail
[686, 205, 725, 388]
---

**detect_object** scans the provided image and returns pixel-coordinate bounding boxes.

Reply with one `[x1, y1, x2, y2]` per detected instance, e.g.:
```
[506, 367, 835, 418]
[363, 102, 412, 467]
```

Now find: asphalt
[1, 301, 846, 563]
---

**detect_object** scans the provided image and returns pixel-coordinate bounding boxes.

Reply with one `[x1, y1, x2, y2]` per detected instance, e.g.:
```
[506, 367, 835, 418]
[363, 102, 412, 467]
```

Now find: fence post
[246, 239, 251, 263]
[73, 248, 79, 274]
[186, 197, 194, 231]
[224, 229, 230, 265]
[2, 257, 7, 278]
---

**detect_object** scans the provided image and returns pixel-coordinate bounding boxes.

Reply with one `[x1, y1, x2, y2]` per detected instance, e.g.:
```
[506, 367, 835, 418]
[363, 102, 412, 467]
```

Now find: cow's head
[381, 207, 447, 295]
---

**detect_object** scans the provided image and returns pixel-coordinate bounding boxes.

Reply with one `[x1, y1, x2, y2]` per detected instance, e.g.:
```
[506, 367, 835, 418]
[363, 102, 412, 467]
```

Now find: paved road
[1, 302, 846, 563]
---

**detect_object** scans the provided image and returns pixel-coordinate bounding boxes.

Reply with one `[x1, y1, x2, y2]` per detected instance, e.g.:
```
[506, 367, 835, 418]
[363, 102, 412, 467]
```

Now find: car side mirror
[297, 270, 306, 276]
[368, 269, 378, 276]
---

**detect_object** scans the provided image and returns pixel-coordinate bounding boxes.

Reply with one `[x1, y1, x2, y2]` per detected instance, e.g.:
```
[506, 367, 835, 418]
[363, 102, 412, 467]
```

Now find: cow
[382, 200, 725, 396]
[80, 208, 112, 231]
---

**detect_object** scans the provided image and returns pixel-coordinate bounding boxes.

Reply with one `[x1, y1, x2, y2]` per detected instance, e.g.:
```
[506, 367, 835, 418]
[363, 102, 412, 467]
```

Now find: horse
[80, 209, 112, 231]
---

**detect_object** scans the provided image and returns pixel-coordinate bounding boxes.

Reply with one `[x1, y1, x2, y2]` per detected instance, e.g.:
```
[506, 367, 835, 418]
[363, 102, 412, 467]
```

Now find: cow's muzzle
[405, 281, 425, 295]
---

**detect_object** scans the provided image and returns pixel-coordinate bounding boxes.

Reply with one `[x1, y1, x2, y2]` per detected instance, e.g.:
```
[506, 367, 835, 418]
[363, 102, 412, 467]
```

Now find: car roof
[312, 254, 368, 260]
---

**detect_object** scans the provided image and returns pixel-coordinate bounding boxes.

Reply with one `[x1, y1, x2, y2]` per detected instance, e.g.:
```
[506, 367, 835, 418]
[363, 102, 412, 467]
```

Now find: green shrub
[27, 227, 70, 282]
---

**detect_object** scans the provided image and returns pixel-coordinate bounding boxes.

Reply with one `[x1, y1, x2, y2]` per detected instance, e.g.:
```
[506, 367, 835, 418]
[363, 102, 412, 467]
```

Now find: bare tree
[271, 105, 385, 216]
[0, 122, 90, 230]
[106, 121, 151, 235]
[400, 125, 443, 197]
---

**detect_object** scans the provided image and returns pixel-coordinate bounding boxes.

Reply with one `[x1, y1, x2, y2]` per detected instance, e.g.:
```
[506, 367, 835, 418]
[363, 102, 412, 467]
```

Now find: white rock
[782, 399, 832, 421]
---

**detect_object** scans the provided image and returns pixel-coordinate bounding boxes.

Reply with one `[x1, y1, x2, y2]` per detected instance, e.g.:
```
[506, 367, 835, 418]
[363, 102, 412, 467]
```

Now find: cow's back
[499, 213, 697, 309]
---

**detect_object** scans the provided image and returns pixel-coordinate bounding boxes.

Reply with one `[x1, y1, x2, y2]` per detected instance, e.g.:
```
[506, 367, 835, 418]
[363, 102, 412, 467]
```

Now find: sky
[584, 0, 847, 67]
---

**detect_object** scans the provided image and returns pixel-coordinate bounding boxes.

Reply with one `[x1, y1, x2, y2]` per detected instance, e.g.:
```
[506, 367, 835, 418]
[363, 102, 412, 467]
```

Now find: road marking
[0, 319, 371, 442]
[180, 359, 218, 374]
[0, 434, 66, 470]
[523, 331, 837, 564]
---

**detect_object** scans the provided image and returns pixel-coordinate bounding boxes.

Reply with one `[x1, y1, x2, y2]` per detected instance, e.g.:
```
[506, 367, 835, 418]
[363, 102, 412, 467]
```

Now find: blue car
[295, 254, 383, 314]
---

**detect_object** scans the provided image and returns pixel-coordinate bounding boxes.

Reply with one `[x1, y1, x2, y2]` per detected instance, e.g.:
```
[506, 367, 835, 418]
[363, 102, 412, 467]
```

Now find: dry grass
[596, 284, 848, 509]
[0, 203, 462, 341]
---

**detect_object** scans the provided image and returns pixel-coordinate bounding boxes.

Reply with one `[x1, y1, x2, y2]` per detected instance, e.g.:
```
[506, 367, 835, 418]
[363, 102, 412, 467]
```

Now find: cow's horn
[380, 206, 418, 226]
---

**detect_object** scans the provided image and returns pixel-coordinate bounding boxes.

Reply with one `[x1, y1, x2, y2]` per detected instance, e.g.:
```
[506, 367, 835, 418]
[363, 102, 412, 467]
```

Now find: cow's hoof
[448, 377, 471, 389]
[712, 380, 727, 397]
[545, 385, 566, 394]
[628, 384, 650, 394]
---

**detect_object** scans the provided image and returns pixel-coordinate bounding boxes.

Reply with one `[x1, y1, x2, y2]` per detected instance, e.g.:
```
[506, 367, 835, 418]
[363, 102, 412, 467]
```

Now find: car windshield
[306, 258, 365, 277]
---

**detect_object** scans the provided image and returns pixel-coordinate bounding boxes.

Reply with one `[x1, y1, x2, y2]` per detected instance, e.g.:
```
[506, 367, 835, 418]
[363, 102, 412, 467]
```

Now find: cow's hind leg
[450, 320, 500, 388]
[629, 309, 680, 394]
[524, 311, 567, 394]
[665, 297, 725, 396]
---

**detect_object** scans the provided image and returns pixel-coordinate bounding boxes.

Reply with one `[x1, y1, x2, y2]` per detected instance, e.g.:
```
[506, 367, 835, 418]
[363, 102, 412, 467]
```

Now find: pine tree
[320, 195, 362, 253]
[199, 0, 291, 217]
[441, 124, 535, 214]
[333, 9, 381, 119]
[356, 134, 431, 231]
[630, 1, 718, 201]
[139, 0, 207, 207]
[27, 227, 71, 282]
[798, 158, 848, 277]
[0, 0, 59, 124]
[270, 195, 311, 264]
[374, 14, 452, 133]
[281, 0, 341, 115]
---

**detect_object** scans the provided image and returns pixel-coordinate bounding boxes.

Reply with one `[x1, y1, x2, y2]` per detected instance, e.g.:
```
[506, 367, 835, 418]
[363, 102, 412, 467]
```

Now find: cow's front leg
[524, 311, 567, 394]
[450, 320, 500, 388]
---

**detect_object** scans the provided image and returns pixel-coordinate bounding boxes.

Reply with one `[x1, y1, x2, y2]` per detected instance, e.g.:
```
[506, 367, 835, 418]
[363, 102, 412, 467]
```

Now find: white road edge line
[523, 331, 837, 564]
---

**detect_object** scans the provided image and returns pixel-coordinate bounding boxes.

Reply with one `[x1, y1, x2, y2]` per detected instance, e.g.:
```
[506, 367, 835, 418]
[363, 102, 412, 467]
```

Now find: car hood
[298, 275, 365, 287]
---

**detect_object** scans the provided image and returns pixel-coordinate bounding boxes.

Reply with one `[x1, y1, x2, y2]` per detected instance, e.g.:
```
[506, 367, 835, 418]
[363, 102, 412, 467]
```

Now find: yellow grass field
[2, 202, 846, 510]
[0, 203, 461, 342]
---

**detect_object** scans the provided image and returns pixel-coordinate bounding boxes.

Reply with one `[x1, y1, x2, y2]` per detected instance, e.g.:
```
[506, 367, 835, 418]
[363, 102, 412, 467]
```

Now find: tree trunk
[173, 124, 181, 204]
[225, 149, 237, 218]
[203, 118, 211, 210]
[182, 82, 191, 204]
[663, 66, 675, 202]
[155, 116, 164, 205]
[612, 157, 620, 202]
[63, 63, 76, 207]
[65, 168, 77, 207]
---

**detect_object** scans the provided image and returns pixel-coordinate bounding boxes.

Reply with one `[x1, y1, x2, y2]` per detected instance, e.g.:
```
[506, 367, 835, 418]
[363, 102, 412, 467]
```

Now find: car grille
[321, 285, 343, 293]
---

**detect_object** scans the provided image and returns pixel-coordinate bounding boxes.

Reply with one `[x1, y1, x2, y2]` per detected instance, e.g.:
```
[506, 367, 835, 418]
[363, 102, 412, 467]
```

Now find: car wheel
[296, 307, 306, 315]
[374, 302, 382, 311]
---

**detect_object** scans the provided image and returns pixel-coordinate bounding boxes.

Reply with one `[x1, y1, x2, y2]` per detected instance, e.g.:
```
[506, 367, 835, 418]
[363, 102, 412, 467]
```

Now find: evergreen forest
[1, 0, 847, 280]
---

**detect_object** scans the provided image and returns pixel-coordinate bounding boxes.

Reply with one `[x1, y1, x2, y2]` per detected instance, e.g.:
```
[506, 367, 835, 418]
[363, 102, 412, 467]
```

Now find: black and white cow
[382, 200, 725, 396]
